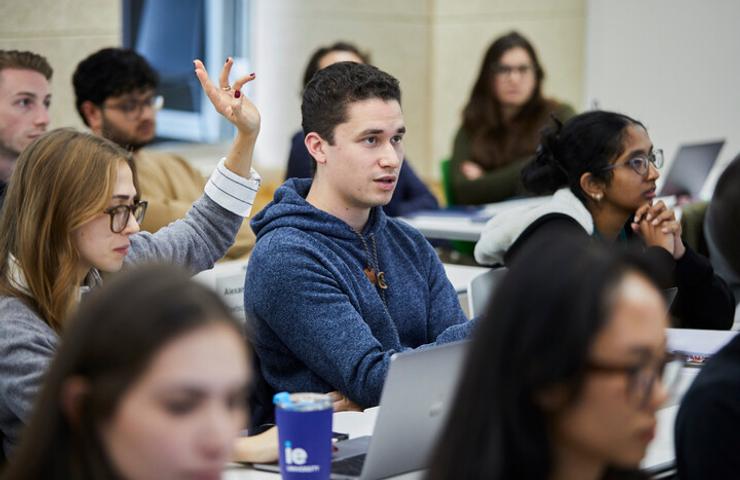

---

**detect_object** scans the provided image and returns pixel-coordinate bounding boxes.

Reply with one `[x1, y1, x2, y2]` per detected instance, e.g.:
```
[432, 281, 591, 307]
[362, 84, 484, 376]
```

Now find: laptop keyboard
[332, 454, 366, 476]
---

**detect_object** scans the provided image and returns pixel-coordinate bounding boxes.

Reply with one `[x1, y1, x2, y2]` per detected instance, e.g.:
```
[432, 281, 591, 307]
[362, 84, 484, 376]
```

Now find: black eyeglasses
[601, 149, 664, 177]
[103, 201, 147, 233]
[587, 351, 685, 408]
[102, 95, 164, 120]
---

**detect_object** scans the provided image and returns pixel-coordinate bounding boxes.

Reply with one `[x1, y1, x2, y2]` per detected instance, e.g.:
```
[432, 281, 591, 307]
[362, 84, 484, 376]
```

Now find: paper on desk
[333, 409, 378, 439]
[666, 328, 738, 357]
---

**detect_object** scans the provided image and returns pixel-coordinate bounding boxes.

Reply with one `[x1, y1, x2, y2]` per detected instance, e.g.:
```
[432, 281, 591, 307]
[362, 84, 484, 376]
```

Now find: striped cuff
[204, 158, 261, 217]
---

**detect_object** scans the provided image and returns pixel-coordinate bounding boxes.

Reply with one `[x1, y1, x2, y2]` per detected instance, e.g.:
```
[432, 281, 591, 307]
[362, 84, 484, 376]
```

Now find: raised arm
[194, 57, 259, 178]
[127, 59, 262, 271]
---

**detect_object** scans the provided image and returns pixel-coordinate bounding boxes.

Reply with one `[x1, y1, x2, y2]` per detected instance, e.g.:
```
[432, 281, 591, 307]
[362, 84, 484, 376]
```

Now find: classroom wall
[251, 0, 586, 179]
[250, 0, 434, 178]
[429, 0, 585, 175]
[0, 0, 120, 131]
[585, 0, 740, 197]
[1, 0, 586, 181]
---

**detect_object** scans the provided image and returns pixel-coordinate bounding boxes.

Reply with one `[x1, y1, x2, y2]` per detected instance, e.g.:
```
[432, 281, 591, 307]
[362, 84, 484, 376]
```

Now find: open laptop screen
[659, 140, 724, 198]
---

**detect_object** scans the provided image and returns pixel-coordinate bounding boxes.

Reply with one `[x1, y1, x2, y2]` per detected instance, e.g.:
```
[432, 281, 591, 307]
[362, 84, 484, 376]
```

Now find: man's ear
[305, 132, 328, 166]
[61, 376, 91, 428]
[579, 172, 606, 203]
[80, 101, 103, 135]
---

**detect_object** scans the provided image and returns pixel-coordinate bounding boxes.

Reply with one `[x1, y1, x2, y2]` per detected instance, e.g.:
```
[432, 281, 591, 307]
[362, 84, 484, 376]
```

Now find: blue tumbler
[274, 392, 333, 480]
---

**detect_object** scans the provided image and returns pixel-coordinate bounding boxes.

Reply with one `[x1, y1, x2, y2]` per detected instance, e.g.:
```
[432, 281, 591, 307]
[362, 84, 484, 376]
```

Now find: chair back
[439, 158, 455, 206]
[467, 267, 508, 318]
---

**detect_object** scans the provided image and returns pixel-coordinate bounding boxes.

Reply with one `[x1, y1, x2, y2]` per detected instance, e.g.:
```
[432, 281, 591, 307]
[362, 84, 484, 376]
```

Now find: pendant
[364, 266, 377, 285]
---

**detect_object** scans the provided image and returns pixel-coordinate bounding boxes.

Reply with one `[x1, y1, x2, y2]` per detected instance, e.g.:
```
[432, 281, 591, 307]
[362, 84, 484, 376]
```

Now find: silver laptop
[659, 140, 724, 198]
[254, 340, 468, 479]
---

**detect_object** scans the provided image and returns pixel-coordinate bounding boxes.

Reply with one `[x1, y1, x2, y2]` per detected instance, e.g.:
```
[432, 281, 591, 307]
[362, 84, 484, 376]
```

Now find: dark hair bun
[521, 121, 569, 194]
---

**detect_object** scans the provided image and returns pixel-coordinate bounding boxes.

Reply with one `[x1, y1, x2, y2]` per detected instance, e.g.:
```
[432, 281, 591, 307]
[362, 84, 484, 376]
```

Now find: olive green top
[449, 102, 575, 205]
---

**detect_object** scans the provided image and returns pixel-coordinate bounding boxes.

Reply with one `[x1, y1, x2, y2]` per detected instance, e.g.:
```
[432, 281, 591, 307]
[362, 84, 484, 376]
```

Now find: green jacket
[450, 101, 575, 205]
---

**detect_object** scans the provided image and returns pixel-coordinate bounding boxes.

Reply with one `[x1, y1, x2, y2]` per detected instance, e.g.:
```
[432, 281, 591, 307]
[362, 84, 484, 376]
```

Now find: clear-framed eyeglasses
[601, 149, 664, 177]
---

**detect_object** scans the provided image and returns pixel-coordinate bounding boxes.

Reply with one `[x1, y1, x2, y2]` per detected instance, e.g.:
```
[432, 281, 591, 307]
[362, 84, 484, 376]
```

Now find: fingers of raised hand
[219, 57, 233, 89]
[233, 72, 256, 93]
[193, 59, 211, 88]
[193, 59, 224, 105]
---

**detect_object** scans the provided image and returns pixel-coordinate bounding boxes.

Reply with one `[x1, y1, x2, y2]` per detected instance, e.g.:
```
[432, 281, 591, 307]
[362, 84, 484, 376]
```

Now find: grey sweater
[0, 161, 259, 456]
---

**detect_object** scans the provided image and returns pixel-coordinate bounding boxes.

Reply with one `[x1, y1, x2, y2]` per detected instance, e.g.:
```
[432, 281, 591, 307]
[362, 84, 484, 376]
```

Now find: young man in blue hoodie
[245, 62, 472, 411]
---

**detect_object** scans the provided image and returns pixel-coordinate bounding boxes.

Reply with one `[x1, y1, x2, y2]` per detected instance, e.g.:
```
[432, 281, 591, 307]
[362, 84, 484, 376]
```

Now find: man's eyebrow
[358, 129, 384, 136]
[357, 126, 407, 136]
[13, 91, 38, 98]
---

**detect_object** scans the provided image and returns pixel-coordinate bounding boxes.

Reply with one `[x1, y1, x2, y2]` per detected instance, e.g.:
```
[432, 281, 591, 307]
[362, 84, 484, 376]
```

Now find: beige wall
[1, 0, 586, 180]
[430, 0, 585, 173]
[252, 0, 585, 179]
[250, 0, 434, 178]
[0, 0, 120, 131]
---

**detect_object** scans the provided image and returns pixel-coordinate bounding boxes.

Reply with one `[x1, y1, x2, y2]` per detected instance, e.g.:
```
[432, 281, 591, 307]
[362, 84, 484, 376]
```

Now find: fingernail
[250, 72, 256, 77]
[234, 90, 241, 99]
[646, 214, 652, 221]
[652, 219, 659, 225]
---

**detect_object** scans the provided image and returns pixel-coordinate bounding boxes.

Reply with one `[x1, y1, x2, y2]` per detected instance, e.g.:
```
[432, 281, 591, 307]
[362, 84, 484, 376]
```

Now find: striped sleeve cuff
[204, 158, 262, 217]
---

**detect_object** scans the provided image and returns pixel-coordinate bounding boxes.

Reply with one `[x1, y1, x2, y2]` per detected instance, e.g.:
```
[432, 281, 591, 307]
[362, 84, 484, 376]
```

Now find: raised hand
[193, 57, 259, 137]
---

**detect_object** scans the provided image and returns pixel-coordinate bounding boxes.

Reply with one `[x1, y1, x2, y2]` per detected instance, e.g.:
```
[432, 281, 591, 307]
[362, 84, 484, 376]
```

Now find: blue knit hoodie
[245, 179, 471, 407]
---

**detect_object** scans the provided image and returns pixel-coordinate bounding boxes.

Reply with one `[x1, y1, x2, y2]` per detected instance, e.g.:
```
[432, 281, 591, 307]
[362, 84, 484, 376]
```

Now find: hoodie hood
[474, 188, 593, 265]
[250, 178, 388, 242]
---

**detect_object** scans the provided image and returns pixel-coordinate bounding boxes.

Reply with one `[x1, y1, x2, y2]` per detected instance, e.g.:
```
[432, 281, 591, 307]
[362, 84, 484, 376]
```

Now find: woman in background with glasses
[0, 58, 260, 457]
[428, 236, 682, 480]
[474, 110, 734, 329]
[448, 31, 575, 205]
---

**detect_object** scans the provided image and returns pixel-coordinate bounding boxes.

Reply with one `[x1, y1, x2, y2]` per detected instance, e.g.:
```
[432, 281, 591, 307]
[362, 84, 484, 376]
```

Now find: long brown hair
[462, 31, 551, 170]
[0, 128, 136, 331]
[3, 264, 247, 480]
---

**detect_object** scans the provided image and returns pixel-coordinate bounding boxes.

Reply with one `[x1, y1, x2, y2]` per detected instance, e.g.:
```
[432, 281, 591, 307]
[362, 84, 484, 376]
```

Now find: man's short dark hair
[72, 48, 158, 126]
[0, 50, 53, 80]
[301, 62, 401, 145]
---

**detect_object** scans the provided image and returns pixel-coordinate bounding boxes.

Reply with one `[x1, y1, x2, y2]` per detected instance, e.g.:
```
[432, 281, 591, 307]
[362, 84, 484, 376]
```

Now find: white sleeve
[204, 158, 262, 217]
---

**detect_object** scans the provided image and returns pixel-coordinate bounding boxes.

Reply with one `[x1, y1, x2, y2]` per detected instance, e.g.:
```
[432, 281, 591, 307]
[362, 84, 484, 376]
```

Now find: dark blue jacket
[244, 178, 471, 407]
[285, 131, 439, 217]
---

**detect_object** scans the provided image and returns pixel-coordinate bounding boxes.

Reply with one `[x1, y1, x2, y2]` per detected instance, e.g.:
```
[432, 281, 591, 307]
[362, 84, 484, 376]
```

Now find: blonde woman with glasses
[0, 58, 259, 457]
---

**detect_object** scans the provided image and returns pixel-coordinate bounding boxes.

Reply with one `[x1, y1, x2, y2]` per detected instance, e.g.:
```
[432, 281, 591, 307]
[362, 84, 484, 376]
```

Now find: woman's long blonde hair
[0, 129, 136, 332]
